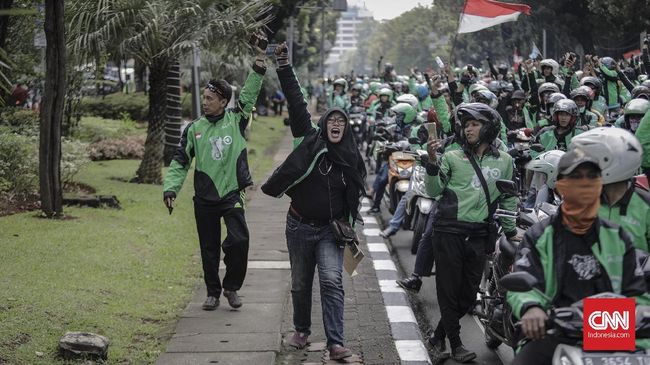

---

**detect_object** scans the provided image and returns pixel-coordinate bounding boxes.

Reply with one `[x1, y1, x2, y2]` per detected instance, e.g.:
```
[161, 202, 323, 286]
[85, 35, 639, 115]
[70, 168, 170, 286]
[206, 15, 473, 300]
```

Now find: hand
[275, 42, 289, 67]
[524, 59, 534, 73]
[521, 307, 548, 340]
[163, 191, 176, 212]
[250, 30, 268, 58]
[426, 136, 441, 165]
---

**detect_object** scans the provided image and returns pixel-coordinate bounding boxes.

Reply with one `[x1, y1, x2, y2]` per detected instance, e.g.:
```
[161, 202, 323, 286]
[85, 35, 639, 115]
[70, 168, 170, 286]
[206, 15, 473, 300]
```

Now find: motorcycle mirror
[496, 179, 518, 197]
[530, 144, 545, 152]
[499, 272, 538, 292]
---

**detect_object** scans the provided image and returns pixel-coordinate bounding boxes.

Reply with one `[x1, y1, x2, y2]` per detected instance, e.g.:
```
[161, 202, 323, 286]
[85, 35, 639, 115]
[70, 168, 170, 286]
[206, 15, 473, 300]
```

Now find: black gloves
[275, 43, 290, 68]
[163, 191, 176, 201]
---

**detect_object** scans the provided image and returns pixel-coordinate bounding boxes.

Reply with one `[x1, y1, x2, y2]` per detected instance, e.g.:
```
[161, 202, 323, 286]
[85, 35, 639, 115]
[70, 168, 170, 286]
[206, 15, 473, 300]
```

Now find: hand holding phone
[424, 122, 437, 140]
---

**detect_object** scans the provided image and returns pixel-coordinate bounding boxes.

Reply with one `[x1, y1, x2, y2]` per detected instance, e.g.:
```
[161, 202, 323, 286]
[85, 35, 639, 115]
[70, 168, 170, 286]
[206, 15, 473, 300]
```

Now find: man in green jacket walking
[424, 103, 519, 363]
[162, 34, 268, 311]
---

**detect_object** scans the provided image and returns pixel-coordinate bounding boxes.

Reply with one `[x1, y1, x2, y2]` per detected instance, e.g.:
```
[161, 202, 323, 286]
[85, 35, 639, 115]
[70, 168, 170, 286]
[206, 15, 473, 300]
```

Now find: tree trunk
[135, 58, 146, 93]
[0, 0, 13, 50]
[163, 62, 182, 166]
[39, 0, 66, 218]
[134, 57, 167, 184]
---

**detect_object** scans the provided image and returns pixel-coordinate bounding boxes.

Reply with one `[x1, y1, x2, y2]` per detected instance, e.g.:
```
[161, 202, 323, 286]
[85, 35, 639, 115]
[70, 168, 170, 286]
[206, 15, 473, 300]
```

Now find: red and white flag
[458, 0, 531, 34]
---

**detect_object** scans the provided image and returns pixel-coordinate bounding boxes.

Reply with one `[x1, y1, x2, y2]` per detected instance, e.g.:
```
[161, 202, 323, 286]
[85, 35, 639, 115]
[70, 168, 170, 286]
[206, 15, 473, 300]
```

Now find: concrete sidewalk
[155, 129, 402, 365]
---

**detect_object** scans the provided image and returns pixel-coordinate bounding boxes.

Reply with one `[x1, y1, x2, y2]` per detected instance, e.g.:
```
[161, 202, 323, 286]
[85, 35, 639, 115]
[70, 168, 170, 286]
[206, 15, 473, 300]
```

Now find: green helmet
[624, 98, 650, 116]
[390, 103, 416, 125]
[333, 78, 347, 91]
[379, 87, 393, 99]
[468, 83, 488, 96]
[369, 82, 381, 94]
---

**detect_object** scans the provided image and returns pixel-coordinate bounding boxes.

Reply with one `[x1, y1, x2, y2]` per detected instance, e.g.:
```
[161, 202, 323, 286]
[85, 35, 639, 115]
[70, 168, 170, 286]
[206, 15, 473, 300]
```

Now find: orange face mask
[555, 177, 602, 235]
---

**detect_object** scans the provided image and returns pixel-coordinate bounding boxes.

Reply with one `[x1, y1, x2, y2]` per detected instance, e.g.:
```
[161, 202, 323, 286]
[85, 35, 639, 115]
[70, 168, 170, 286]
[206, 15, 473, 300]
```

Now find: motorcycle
[404, 151, 435, 254]
[500, 271, 650, 365]
[382, 140, 415, 214]
[349, 106, 366, 147]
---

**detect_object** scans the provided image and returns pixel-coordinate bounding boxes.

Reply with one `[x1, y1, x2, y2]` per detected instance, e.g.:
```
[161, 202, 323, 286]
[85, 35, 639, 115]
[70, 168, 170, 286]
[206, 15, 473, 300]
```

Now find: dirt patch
[1, 333, 31, 351]
[0, 193, 40, 217]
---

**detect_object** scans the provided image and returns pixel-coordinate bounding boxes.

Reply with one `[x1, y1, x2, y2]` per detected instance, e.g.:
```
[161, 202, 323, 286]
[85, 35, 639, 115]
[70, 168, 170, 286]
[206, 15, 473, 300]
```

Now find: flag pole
[449, 0, 469, 67]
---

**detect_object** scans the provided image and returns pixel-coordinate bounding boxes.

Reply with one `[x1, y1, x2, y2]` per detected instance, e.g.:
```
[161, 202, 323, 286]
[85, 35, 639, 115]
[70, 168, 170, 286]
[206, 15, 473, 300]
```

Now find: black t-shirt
[556, 224, 610, 307]
[286, 155, 347, 221]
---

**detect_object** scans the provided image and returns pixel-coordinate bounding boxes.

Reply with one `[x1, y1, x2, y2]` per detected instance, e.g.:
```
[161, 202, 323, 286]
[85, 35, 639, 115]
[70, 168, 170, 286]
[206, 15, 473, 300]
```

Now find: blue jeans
[286, 213, 345, 347]
[388, 194, 407, 230]
[372, 162, 389, 208]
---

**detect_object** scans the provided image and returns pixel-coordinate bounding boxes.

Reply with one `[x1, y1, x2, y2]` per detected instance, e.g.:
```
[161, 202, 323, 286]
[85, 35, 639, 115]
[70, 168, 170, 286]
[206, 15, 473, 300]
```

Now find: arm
[637, 109, 650, 170]
[163, 124, 195, 195]
[275, 43, 313, 138]
[487, 57, 499, 79]
[619, 229, 648, 297]
[506, 230, 551, 319]
[237, 66, 266, 135]
[424, 151, 450, 198]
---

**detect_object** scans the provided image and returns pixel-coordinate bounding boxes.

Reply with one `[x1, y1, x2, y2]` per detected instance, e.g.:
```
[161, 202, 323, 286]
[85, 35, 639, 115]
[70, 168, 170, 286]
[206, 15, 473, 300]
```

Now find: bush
[0, 133, 38, 195]
[88, 135, 145, 161]
[0, 107, 40, 136]
[74, 114, 142, 143]
[79, 92, 149, 121]
[61, 139, 91, 185]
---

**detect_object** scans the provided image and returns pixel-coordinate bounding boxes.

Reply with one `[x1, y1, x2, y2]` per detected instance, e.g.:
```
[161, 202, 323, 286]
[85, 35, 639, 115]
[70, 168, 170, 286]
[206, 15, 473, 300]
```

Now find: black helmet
[498, 63, 508, 75]
[511, 90, 526, 100]
[570, 86, 592, 100]
[552, 99, 578, 128]
[499, 80, 514, 94]
[600, 57, 615, 70]
[455, 102, 502, 146]
[546, 92, 567, 113]
[632, 85, 650, 100]
[580, 76, 602, 91]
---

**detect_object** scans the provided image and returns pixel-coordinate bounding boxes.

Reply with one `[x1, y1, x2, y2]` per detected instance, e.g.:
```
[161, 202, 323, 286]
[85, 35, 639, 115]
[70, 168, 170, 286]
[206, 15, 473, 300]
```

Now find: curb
[359, 198, 432, 365]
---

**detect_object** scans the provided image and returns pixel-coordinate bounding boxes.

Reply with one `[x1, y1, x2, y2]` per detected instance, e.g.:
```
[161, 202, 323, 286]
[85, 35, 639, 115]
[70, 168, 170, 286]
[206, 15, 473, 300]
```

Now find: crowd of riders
[311, 38, 650, 364]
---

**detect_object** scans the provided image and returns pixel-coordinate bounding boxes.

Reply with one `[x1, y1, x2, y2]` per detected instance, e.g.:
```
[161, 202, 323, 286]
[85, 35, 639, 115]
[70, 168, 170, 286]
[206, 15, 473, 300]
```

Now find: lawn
[0, 116, 286, 364]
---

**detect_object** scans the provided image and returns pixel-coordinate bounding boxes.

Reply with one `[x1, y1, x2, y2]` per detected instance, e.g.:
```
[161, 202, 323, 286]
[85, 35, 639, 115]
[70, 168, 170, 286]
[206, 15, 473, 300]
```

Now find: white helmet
[525, 150, 565, 189]
[540, 59, 560, 76]
[396, 93, 419, 109]
[569, 127, 642, 184]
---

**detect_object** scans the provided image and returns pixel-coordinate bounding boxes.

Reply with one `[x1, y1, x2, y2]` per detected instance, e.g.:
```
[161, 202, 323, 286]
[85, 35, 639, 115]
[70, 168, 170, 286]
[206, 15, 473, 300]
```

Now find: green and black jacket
[261, 66, 362, 224]
[600, 185, 650, 252]
[507, 214, 650, 348]
[163, 65, 265, 202]
[424, 146, 518, 237]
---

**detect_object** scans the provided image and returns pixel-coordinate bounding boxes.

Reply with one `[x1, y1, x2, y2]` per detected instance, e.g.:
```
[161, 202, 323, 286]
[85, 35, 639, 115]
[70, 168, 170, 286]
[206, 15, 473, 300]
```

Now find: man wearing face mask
[261, 43, 366, 361]
[162, 32, 268, 311]
[508, 148, 647, 365]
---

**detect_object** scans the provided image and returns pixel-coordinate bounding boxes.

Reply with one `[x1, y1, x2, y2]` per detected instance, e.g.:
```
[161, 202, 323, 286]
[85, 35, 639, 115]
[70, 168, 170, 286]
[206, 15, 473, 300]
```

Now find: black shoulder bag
[465, 151, 499, 254]
[322, 158, 359, 246]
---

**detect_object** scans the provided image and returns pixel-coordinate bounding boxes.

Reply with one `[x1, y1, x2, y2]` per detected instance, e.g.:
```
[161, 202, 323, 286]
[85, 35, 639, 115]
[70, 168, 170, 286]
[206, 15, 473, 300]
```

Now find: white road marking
[385, 306, 417, 323]
[247, 261, 291, 269]
[362, 216, 378, 224]
[379, 280, 405, 293]
[367, 243, 389, 252]
[363, 228, 382, 236]
[360, 206, 370, 213]
[394, 340, 431, 363]
[372, 260, 397, 271]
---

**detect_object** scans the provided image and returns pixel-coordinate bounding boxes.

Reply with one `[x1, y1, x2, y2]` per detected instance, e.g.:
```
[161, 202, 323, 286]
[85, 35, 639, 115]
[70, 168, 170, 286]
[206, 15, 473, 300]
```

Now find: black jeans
[193, 193, 249, 297]
[431, 231, 487, 349]
[413, 205, 436, 277]
[511, 337, 562, 365]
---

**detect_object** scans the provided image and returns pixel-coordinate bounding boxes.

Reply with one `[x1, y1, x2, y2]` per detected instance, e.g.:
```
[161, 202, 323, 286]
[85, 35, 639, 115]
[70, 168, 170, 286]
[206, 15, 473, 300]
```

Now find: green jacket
[431, 94, 451, 134]
[163, 66, 264, 201]
[507, 215, 650, 347]
[532, 125, 586, 158]
[425, 146, 518, 236]
[600, 186, 650, 251]
[599, 65, 623, 109]
[637, 109, 650, 170]
[328, 92, 350, 111]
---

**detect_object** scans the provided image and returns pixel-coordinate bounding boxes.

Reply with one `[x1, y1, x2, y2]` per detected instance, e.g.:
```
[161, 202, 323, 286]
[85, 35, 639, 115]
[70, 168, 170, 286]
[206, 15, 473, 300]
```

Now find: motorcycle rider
[638, 109, 650, 181]
[580, 76, 608, 116]
[524, 150, 564, 208]
[508, 148, 647, 365]
[424, 103, 519, 363]
[349, 84, 364, 109]
[533, 99, 586, 155]
[328, 78, 350, 111]
[367, 87, 395, 123]
[616, 98, 650, 132]
[570, 86, 600, 127]
[570, 128, 650, 251]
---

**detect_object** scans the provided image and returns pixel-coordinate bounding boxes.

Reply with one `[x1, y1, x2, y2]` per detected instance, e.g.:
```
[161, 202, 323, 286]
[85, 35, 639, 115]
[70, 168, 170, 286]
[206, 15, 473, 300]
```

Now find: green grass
[0, 116, 286, 364]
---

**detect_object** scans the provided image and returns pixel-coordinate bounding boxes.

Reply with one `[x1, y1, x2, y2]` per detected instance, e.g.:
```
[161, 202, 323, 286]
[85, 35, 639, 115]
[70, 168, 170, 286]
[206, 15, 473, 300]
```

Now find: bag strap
[465, 150, 498, 223]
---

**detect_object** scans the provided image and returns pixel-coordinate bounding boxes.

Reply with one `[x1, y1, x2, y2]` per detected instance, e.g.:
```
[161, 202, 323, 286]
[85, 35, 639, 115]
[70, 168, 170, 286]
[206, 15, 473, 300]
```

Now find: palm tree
[67, 0, 272, 183]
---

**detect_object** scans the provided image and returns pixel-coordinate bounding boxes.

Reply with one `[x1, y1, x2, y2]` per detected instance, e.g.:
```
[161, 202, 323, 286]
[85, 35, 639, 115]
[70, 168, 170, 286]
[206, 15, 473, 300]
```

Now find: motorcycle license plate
[582, 355, 650, 365]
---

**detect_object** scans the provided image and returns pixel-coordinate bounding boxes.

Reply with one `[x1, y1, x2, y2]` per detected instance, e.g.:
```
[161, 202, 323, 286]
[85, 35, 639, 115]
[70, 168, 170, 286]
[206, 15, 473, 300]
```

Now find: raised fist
[275, 42, 290, 67]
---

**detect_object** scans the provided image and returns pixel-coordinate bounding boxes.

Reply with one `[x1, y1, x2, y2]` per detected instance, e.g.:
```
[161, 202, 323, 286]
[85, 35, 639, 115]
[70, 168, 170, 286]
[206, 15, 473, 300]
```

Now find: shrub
[74, 114, 142, 143]
[79, 92, 149, 121]
[0, 107, 40, 136]
[0, 133, 38, 195]
[61, 139, 91, 185]
[88, 135, 145, 161]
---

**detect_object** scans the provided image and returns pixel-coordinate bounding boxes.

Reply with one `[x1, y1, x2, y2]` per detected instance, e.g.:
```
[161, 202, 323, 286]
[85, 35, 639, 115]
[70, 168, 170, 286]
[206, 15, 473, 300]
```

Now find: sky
[348, 0, 431, 21]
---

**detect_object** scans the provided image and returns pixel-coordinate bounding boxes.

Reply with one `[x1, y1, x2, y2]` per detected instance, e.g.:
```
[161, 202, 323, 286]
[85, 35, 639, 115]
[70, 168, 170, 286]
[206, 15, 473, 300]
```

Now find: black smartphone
[249, 33, 268, 50]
